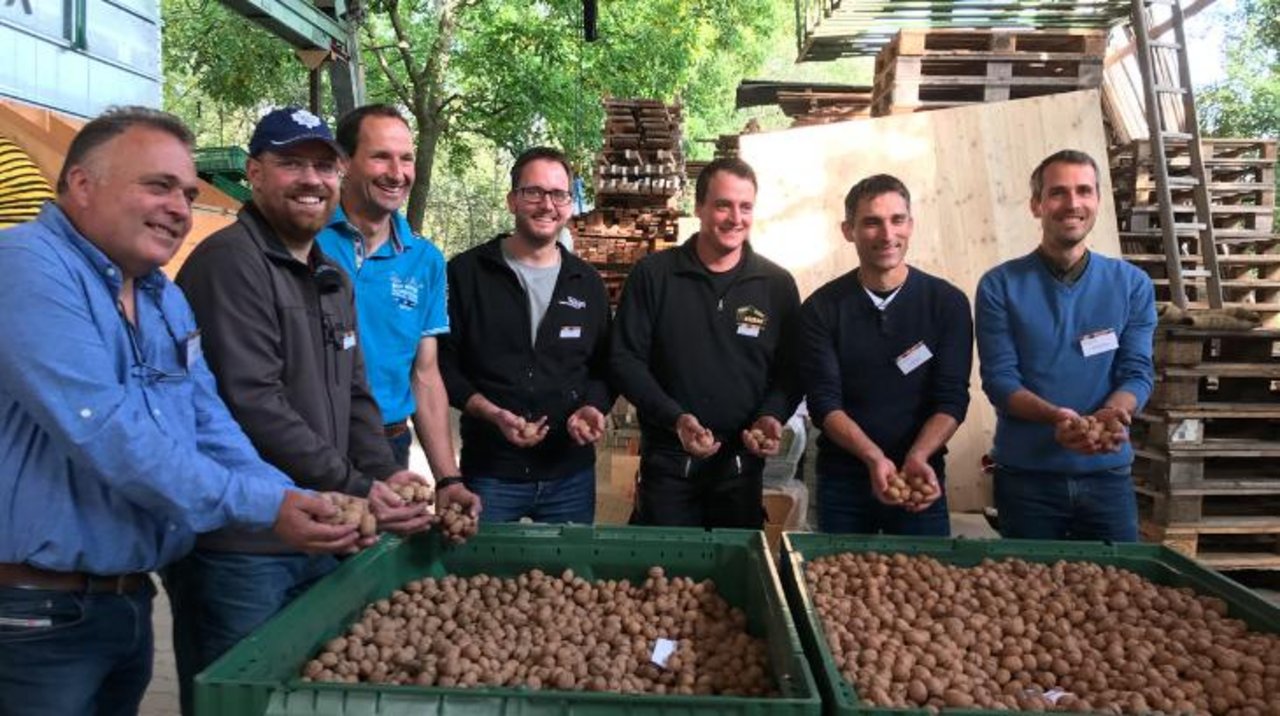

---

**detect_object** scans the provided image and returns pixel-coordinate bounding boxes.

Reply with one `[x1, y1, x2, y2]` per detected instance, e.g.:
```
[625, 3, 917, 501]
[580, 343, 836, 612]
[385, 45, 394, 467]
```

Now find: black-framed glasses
[118, 298, 191, 383]
[515, 186, 572, 206]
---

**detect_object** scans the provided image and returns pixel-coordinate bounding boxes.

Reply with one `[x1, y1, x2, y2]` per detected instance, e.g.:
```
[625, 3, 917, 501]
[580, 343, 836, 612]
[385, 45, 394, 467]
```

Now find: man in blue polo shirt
[317, 105, 468, 496]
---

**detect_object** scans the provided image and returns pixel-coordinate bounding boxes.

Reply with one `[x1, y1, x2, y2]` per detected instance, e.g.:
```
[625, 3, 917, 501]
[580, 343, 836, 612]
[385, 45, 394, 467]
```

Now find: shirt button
[168, 523, 177, 532]
[79, 408, 93, 418]
[105, 267, 116, 277]
[153, 409, 162, 417]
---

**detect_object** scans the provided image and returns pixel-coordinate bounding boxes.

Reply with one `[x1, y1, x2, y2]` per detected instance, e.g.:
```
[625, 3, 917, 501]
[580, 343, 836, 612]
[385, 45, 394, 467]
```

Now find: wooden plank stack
[871, 29, 1106, 117]
[1113, 138, 1280, 323]
[571, 99, 685, 304]
[1133, 326, 1280, 570]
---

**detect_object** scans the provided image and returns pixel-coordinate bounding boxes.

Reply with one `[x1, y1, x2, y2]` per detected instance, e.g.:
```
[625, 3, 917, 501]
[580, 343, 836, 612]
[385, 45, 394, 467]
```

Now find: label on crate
[650, 638, 677, 668]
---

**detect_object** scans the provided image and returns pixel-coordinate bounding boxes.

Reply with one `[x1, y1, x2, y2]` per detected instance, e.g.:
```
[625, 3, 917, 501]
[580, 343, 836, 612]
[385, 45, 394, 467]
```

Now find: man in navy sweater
[976, 150, 1156, 541]
[800, 174, 973, 535]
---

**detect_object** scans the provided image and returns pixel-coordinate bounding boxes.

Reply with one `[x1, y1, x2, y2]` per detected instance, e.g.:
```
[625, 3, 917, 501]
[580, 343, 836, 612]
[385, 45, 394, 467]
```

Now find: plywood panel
[740, 90, 1118, 511]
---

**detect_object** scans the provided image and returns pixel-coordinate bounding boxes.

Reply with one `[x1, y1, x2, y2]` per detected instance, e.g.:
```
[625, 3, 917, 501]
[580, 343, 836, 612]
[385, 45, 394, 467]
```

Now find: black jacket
[439, 235, 613, 481]
[177, 203, 399, 552]
[610, 236, 803, 452]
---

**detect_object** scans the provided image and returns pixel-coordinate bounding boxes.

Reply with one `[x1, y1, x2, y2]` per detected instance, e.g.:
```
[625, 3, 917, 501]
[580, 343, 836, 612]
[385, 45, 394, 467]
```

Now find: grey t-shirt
[503, 247, 561, 344]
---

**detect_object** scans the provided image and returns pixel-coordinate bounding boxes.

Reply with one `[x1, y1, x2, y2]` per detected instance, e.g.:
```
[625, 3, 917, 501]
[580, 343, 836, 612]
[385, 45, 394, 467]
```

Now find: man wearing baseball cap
[164, 107, 476, 715]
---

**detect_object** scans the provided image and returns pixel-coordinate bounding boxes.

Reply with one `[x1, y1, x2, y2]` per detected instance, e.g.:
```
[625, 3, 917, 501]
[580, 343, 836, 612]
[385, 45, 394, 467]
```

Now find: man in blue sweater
[801, 174, 973, 535]
[976, 149, 1156, 541]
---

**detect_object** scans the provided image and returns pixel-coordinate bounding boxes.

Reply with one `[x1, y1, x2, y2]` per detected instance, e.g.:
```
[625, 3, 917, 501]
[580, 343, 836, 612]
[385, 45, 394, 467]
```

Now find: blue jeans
[993, 465, 1139, 542]
[468, 465, 596, 524]
[817, 468, 950, 536]
[161, 550, 338, 716]
[0, 581, 154, 716]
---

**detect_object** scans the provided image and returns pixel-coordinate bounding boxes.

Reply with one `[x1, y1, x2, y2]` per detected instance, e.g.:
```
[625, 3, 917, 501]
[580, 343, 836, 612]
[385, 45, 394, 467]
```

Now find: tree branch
[369, 45, 413, 108]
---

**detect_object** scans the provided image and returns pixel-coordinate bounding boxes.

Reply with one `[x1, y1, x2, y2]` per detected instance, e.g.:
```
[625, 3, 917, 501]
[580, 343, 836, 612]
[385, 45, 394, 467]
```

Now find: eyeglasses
[515, 186, 573, 206]
[117, 298, 190, 383]
[263, 156, 341, 178]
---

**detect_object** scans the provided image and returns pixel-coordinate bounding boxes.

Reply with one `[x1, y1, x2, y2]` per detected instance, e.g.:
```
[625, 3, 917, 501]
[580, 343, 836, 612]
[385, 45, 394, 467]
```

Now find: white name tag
[1080, 329, 1119, 357]
[896, 341, 933, 375]
[341, 331, 356, 351]
[560, 326, 582, 339]
[737, 324, 760, 338]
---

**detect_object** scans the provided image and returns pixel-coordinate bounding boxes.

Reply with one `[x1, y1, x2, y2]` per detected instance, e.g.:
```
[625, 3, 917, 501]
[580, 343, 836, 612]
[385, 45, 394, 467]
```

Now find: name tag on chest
[1080, 329, 1119, 357]
[180, 331, 202, 370]
[896, 341, 933, 375]
[560, 326, 582, 339]
[341, 331, 356, 351]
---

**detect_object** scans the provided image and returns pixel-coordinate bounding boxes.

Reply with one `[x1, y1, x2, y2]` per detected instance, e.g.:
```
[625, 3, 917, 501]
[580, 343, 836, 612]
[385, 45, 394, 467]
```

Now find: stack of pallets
[571, 99, 685, 304]
[871, 29, 1106, 117]
[1133, 326, 1280, 570]
[1113, 138, 1279, 324]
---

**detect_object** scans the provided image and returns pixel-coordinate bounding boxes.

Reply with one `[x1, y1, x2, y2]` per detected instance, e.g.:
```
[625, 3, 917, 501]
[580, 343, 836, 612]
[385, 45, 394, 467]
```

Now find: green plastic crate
[779, 533, 1280, 716]
[196, 524, 821, 716]
[195, 146, 250, 176]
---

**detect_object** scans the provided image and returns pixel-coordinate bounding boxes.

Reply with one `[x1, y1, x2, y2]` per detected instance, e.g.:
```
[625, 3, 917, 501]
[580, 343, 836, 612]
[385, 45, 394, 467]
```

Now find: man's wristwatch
[435, 476, 465, 491]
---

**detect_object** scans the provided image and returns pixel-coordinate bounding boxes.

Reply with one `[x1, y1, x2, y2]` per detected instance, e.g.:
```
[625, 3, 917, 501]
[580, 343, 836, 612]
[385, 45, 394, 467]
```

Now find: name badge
[180, 330, 202, 370]
[1080, 329, 1119, 357]
[341, 331, 356, 351]
[896, 341, 933, 375]
[737, 323, 760, 338]
[560, 326, 582, 339]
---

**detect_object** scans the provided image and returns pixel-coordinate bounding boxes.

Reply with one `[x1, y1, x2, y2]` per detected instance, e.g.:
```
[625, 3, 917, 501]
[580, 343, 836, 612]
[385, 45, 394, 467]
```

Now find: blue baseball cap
[248, 107, 343, 158]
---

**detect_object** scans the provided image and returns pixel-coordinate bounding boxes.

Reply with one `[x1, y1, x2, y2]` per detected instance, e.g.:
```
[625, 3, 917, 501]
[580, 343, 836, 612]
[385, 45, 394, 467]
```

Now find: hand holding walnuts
[676, 413, 720, 458]
[881, 470, 941, 510]
[742, 416, 783, 457]
[566, 406, 607, 446]
[318, 492, 378, 549]
[369, 472, 435, 537]
[1055, 409, 1128, 455]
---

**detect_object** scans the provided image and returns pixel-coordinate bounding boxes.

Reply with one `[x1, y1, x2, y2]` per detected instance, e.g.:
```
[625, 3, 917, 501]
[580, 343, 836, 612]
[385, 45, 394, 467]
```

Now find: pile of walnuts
[807, 552, 1280, 714]
[302, 566, 775, 696]
[435, 503, 478, 544]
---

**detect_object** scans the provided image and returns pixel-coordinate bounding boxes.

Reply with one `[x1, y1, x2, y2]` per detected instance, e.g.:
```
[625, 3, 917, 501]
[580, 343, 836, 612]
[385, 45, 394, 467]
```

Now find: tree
[162, 0, 778, 233]
[1198, 0, 1279, 139]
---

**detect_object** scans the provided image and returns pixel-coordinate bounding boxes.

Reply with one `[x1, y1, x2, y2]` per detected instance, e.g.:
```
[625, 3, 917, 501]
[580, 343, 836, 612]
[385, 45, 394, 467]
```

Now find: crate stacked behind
[870, 28, 1106, 117]
[1113, 138, 1279, 324]
[572, 99, 685, 304]
[1132, 326, 1280, 570]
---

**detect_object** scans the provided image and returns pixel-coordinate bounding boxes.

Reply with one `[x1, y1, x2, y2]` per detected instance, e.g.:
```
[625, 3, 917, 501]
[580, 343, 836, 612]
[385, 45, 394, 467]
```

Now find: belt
[0, 563, 150, 595]
[384, 422, 410, 439]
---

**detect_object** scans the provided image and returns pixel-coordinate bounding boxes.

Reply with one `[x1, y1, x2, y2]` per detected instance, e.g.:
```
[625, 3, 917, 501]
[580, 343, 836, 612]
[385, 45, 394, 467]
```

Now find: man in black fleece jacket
[439, 147, 613, 523]
[611, 157, 802, 529]
[800, 174, 972, 536]
[165, 108, 477, 716]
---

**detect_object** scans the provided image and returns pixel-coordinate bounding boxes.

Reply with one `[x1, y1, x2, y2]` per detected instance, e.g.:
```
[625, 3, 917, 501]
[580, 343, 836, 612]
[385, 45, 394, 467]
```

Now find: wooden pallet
[871, 76, 1099, 116]
[1126, 204, 1275, 234]
[1116, 182, 1275, 209]
[880, 28, 1108, 58]
[1150, 365, 1280, 410]
[1141, 517, 1280, 570]
[1112, 137, 1278, 164]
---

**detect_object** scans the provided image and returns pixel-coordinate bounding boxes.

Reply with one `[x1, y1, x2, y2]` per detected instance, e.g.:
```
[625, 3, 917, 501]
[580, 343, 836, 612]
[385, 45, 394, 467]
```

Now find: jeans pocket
[0, 588, 87, 643]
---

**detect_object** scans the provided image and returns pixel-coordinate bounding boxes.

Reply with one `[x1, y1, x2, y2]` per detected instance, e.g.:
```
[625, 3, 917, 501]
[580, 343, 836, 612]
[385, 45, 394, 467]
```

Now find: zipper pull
[717, 298, 723, 311]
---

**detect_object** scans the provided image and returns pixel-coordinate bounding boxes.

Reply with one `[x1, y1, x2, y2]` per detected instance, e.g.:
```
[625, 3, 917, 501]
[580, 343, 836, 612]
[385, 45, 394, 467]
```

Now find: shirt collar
[329, 204, 411, 260]
[38, 203, 168, 295]
[1036, 247, 1090, 285]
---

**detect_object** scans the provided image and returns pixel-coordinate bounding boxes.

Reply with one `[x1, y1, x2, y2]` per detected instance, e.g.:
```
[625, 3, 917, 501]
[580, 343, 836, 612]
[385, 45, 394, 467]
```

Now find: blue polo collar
[327, 204, 414, 264]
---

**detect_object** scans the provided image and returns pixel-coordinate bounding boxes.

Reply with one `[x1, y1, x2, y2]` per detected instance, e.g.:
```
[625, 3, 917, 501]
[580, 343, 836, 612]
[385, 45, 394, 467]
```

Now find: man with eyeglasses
[0, 107, 358, 715]
[166, 107, 444, 716]
[438, 147, 612, 523]
[611, 157, 802, 529]
[316, 106, 471, 503]
[976, 150, 1155, 542]
[799, 174, 972, 536]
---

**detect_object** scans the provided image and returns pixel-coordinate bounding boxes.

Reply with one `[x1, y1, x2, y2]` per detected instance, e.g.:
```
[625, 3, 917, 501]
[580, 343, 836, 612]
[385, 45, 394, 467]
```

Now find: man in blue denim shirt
[0, 107, 358, 716]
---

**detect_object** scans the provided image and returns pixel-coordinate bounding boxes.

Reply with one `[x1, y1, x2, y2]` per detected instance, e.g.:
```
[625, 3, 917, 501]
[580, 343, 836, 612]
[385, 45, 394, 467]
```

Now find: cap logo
[291, 109, 322, 129]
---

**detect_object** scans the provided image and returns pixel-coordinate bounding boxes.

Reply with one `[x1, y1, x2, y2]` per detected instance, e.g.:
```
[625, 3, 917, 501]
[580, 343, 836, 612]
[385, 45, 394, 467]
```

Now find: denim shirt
[0, 205, 289, 574]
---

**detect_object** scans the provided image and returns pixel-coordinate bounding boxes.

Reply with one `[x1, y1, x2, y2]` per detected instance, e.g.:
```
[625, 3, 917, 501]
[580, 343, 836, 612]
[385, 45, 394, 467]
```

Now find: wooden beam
[1105, 0, 1217, 68]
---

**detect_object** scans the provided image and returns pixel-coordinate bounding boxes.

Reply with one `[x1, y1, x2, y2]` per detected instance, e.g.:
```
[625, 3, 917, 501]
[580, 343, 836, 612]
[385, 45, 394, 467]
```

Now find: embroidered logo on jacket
[390, 276, 421, 309]
[558, 296, 586, 310]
